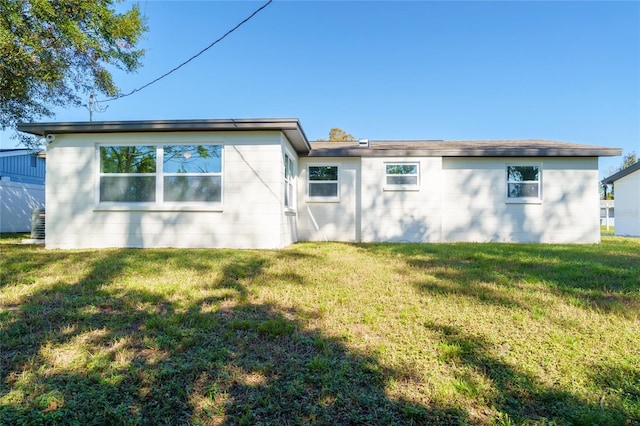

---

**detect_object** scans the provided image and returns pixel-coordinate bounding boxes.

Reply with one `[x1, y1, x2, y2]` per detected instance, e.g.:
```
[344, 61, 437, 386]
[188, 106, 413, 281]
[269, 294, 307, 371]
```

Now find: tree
[618, 151, 637, 171]
[0, 0, 147, 144]
[318, 127, 356, 142]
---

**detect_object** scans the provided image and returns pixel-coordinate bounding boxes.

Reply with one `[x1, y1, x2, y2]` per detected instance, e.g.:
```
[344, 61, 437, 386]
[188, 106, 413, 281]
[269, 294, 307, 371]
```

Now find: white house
[17, 118, 621, 249]
[0, 149, 46, 233]
[602, 162, 640, 237]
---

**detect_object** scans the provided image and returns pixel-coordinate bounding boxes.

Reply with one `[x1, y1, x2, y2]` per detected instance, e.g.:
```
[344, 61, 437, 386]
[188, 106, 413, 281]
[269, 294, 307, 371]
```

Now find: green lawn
[1, 234, 638, 425]
[601, 225, 615, 236]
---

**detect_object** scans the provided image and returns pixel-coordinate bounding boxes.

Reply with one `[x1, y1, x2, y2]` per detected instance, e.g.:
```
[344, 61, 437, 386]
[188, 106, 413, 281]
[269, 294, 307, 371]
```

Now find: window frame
[505, 163, 542, 203]
[383, 162, 420, 191]
[97, 145, 158, 204]
[306, 164, 340, 202]
[284, 151, 296, 210]
[95, 143, 224, 210]
[600, 207, 614, 218]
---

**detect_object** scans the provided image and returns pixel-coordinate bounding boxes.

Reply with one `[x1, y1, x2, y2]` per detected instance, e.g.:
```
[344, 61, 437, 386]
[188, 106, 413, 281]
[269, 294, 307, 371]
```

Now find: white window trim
[383, 162, 420, 191]
[505, 163, 542, 204]
[95, 143, 224, 211]
[283, 150, 296, 212]
[306, 164, 340, 203]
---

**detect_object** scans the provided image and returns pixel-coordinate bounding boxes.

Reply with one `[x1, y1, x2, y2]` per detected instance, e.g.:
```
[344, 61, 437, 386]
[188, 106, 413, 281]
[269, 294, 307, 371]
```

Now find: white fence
[0, 179, 45, 233]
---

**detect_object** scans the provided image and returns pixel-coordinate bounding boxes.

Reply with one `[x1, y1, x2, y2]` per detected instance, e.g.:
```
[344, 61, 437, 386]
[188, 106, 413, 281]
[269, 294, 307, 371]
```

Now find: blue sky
[2, 0, 638, 176]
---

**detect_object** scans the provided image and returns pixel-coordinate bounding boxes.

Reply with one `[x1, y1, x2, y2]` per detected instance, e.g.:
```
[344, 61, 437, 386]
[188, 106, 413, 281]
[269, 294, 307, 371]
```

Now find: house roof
[601, 161, 640, 184]
[17, 118, 621, 158]
[17, 118, 312, 154]
[307, 140, 621, 157]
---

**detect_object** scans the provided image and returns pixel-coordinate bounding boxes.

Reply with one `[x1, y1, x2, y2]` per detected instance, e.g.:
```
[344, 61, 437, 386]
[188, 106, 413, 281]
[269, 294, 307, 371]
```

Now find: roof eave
[306, 148, 622, 158]
[601, 161, 640, 184]
[17, 118, 312, 154]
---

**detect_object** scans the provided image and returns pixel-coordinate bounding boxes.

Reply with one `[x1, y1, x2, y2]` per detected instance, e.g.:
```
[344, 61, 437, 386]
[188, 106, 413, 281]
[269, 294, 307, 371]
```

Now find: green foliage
[619, 151, 637, 171]
[507, 165, 539, 181]
[100, 146, 156, 173]
[257, 317, 295, 337]
[386, 164, 417, 175]
[601, 180, 613, 200]
[319, 127, 357, 141]
[163, 145, 222, 173]
[308, 165, 338, 181]
[0, 0, 147, 140]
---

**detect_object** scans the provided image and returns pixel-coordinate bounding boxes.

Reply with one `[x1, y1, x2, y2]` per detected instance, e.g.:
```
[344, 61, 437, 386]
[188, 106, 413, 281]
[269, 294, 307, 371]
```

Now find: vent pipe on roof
[358, 139, 369, 147]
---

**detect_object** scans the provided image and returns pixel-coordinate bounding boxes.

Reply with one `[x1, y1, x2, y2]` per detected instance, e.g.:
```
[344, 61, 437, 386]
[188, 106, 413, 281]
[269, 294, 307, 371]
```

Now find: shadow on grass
[351, 240, 639, 424]
[425, 322, 632, 425]
[586, 361, 640, 423]
[359, 240, 640, 316]
[1, 247, 465, 425]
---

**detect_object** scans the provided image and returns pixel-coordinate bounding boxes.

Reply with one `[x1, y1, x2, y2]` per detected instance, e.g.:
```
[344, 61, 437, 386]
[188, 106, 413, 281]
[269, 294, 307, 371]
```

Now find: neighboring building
[0, 149, 46, 233]
[602, 162, 640, 237]
[600, 200, 614, 228]
[17, 119, 621, 249]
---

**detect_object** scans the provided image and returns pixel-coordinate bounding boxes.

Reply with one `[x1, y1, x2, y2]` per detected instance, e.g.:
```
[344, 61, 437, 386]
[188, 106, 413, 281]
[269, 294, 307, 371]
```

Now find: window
[284, 153, 295, 209]
[100, 146, 157, 202]
[163, 145, 222, 202]
[506, 165, 540, 201]
[308, 165, 338, 200]
[98, 144, 222, 205]
[600, 207, 614, 218]
[385, 163, 419, 188]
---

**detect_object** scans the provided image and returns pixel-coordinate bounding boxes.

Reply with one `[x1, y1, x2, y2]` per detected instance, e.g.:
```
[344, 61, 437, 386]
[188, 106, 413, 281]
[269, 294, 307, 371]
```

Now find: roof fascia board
[306, 148, 621, 158]
[601, 161, 640, 184]
[17, 118, 312, 154]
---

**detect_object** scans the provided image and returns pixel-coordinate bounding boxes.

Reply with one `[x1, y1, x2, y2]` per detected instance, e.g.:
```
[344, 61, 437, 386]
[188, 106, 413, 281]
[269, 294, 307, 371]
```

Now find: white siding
[296, 156, 600, 244]
[0, 180, 45, 232]
[360, 157, 442, 242]
[46, 131, 605, 248]
[613, 170, 640, 237]
[45, 131, 286, 249]
[297, 158, 360, 242]
[441, 157, 600, 243]
[280, 134, 299, 246]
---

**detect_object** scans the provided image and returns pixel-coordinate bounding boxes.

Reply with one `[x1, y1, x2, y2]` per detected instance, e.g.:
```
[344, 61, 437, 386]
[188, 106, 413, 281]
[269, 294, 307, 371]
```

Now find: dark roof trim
[16, 120, 622, 158]
[17, 118, 312, 154]
[601, 161, 640, 184]
[306, 140, 621, 158]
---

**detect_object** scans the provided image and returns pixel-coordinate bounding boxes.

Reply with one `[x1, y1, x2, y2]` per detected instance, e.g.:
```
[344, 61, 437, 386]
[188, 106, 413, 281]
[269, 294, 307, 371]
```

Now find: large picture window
[98, 144, 222, 205]
[308, 165, 338, 200]
[506, 165, 540, 201]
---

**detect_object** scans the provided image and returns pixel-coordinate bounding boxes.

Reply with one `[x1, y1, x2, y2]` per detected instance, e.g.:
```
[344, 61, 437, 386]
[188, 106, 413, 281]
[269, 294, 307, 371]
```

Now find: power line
[100, 0, 273, 102]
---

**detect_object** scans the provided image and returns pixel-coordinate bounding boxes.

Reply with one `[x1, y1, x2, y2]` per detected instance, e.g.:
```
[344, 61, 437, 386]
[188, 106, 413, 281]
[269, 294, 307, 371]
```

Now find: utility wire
[100, 0, 273, 102]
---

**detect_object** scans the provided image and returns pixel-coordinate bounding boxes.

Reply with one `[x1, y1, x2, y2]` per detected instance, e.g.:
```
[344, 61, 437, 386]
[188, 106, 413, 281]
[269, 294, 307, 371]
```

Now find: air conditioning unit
[30, 208, 45, 240]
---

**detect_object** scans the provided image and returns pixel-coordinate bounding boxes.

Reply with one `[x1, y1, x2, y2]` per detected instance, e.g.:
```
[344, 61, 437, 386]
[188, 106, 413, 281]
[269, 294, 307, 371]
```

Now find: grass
[601, 225, 615, 236]
[1, 233, 639, 425]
